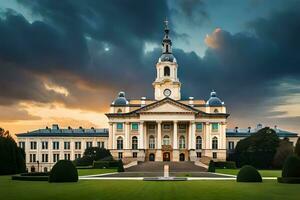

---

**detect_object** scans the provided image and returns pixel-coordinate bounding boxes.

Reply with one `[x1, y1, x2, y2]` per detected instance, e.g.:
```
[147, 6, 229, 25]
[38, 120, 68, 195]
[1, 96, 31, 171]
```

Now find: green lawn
[78, 168, 117, 176]
[1, 176, 300, 200]
[216, 169, 282, 177]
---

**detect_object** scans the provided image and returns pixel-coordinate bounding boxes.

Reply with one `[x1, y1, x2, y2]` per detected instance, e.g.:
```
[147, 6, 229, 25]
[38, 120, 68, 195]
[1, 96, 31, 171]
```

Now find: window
[163, 135, 170, 145]
[117, 123, 123, 131]
[29, 154, 36, 162]
[97, 141, 104, 148]
[132, 136, 138, 150]
[148, 124, 155, 130]
[131, 123, 139, 131]
[53, 154, 60, 162]
[42, 154, 48, 163]
[117, 108, 122, 113]
[196, 123, 203, 132]
[117, 137, 123, 150]
[197, 152, 202, 158]
[163, 124, 171, 130]
[64, 153, 71, 160]
[53, 141, 59, 150]
[164, 66, 170, 76]
[41, 141, 48, 149]
[214, 109, 219, 113]
[75, 154, 81, 159]
[64, 142, 70, 150]
[196, 136, 202, 149]
[118, 152, 123, 159]
[213, 152, 217, 159]
[133, 152, 137, 158]
[75, 142, 81, 150]
[212, 123, 219, 132]
[149, 135, 155, 149]
[19, 142, 25, 150]
[44, 167, 48, 172]
[86, 142, 93, 148]
[212, 137, 218, 150]
[30, 141, 37, 150]
[179, 136, 185, 149]
[228, 141, 235, 150]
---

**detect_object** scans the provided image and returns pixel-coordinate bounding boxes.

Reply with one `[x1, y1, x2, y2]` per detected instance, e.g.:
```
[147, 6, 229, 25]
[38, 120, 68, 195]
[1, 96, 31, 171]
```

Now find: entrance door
[179, 153, 185, 161]
[163, 152, 170, 161]
[149, 153, 155, 161]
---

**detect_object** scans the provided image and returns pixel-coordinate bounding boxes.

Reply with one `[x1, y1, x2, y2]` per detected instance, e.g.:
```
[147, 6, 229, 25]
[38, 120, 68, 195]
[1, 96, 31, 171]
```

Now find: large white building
[16, 21, 298, 172]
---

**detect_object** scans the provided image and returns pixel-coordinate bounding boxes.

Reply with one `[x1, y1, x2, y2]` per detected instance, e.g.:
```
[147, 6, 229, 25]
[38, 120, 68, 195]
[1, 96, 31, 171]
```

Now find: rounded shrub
[236, 165, 262, 182]
[282, 155, 300, 178]
[207, 160, 215, 172]
[49, 160, 78, 182]
[117, 160, 124, 172]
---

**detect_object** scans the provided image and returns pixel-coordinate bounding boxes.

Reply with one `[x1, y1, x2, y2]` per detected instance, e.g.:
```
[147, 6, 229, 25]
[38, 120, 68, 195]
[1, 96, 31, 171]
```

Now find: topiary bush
[74, 155, 94, 166]
[236, 165, 262, 182]
[117, 160, 124, 172]
[278, 155, 300, 184]
[208, 160, 215, 172]
[49, 160, 78, 183]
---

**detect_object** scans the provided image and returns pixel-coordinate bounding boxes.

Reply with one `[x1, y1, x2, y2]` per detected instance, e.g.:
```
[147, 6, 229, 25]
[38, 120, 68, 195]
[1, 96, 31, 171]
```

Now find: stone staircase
[126, 161, 207, 172]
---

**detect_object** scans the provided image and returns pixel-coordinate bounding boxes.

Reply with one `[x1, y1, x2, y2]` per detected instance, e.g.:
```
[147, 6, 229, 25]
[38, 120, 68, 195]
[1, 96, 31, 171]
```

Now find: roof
[226, 128, 298, 138]
[17, 127, 109, 138]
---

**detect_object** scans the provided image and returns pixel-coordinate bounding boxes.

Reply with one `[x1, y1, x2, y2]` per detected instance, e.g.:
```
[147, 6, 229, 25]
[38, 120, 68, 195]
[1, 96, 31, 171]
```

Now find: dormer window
[164, 66, 170, 76]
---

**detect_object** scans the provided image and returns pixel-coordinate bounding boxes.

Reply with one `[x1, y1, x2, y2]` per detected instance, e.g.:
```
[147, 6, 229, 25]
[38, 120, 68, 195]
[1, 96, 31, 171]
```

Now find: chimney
[141, 97, 146, 107]
[52, 124, 59, 130]
[188, 97, 194, 107]
[248, 126, 251, 133]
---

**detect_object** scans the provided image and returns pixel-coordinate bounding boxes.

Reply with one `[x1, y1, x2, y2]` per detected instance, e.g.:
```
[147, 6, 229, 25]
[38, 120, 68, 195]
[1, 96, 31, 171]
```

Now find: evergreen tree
[295, 137, 300, 157]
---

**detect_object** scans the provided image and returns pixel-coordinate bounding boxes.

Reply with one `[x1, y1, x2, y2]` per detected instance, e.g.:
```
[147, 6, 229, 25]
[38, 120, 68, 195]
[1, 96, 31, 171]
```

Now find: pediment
[136, 98, 198, 114]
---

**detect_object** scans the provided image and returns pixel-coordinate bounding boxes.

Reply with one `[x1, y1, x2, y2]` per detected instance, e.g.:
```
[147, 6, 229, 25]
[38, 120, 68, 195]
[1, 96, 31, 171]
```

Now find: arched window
[44, 167, 48, 172]
[132, 136, 138, 150]
[117, 137, 123, 150]
[179, 136, 185, 149]
[164, 66, 170, 76]
[196, 136, 202, 149]
[163, 135, 170, 145]
[212, 136, 218, 150]
[117, 108, 122, 113]
[149, 135, 155, 149]
[214, 109, 219, 113]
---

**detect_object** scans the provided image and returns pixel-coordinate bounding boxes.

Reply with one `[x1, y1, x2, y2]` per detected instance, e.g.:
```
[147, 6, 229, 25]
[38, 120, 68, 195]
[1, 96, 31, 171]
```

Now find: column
[205, 122, 210, 157]
[172, 121, 179, 161]
[188, 122, 192, 150]
[124, 122, 129, 149]
[112, 123, 116, 150]
[189, 121, 197, 161]
[143, 123, 147, 149]
[139, 121, 144, 149]
[191, 122, 196, 149]
[157, 121, 162, 149]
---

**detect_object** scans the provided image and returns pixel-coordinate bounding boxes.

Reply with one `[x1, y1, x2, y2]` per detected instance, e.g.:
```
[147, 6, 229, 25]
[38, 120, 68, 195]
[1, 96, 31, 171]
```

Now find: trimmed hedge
[12, 174, 48, 181]
[20, 172, 49, 176]
[215, 161, 236, 169]
[278, 155, 300, 184]
[74, 155, 94, 166]
[49, 160, 78, 183]
[93, 160, 119, 169]
[237, 165, 262, 182]
[208, 160, 215, 172]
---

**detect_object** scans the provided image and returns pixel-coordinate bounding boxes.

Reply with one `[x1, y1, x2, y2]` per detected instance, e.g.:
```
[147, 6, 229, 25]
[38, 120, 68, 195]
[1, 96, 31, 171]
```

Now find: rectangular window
[30, 141, 37, 150]
[64, 142, 70, 150]
[228, 141, 235, 150]
[213, 152, 217, 159]
[30, 154, 36, 162]
[196, 123, 203, 132]
[116, 123, 123, 131]
[196, 152, 202, 158]
[53, 141, 59, 150]
[42, 154, 48, 162]
[41, 141, 48, 150]
[118, 152, 123, 159]
[212, 123, 219, 132]
[75, 142, 81, 150]
[148, 124, 155, 130]
[133, 152, 137, 158]
[86, 142, 93, 148]
[19, 142, 25, 150]
[64, 153, 71, 160]
[163, 124, 171, 130]
[131, 123, 139, 131]
[75, 154, 81, 159]
[53, 154, 60, 162]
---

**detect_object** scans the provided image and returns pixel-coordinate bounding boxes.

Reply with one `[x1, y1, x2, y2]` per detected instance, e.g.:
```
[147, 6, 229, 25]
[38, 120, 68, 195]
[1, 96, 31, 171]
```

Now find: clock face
[164, 89, 171, 97]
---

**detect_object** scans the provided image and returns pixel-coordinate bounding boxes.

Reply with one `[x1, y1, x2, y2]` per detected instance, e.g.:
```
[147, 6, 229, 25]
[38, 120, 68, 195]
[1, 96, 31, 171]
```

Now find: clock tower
[153, 19, 181, 101]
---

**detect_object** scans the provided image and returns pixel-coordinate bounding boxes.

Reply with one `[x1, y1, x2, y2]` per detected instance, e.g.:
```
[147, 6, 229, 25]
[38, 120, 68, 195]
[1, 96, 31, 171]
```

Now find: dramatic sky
[0, 0, 300, 134]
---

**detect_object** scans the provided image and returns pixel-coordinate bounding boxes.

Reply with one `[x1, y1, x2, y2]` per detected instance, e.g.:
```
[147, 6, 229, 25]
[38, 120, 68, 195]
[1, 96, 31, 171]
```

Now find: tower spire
[162, 18, 172, 54]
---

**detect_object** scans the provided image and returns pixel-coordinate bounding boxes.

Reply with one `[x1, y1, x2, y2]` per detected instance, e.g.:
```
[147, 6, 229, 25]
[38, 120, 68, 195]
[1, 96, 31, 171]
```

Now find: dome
[112, 91, 128, 106]
[207, 90, 223, 106]
[159, 53, 176, 63]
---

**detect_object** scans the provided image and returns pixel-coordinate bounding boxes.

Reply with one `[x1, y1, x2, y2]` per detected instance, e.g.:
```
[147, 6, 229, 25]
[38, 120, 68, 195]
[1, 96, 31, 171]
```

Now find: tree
[208, 160, 215, 172]
[235, 127, 280, 169]
[295, 137, 300, 157]
[84, 147, 112, 161]
[0, 128, 26, 175]
[273, 138, 294, 169]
